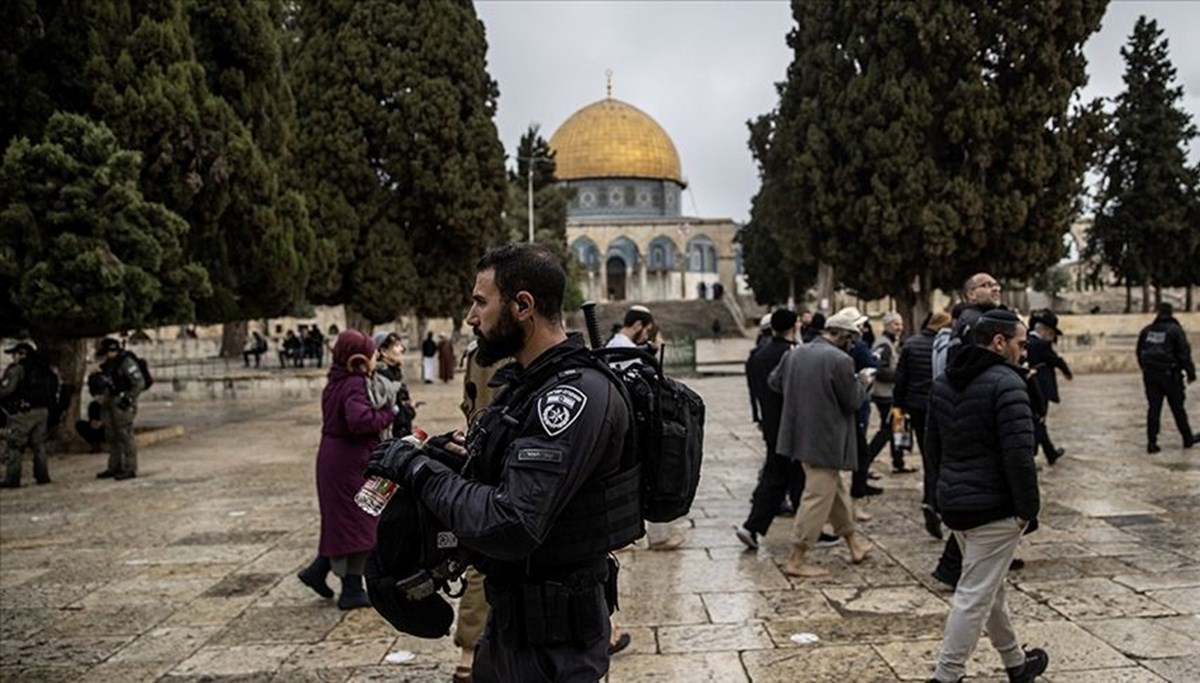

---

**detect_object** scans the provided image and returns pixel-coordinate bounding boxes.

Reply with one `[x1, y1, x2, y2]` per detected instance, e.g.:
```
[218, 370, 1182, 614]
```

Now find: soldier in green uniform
[0, 342, 53, 488]
[94, 338, 146, 481]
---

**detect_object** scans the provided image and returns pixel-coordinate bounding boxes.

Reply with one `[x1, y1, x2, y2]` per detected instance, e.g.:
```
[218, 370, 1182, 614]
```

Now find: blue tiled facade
[564, 178, 683, 219]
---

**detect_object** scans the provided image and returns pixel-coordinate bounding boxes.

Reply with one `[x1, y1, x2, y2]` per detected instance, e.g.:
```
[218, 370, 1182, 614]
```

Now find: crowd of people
[736, 272, 1197, 682]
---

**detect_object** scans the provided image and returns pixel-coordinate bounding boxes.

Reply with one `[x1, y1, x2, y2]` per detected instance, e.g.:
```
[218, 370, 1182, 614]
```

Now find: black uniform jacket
[411, 335, 630, 576]
[927, 345, 1039, 530]
[1137, 315, 1196, 381]
[745, 336, 794, 454]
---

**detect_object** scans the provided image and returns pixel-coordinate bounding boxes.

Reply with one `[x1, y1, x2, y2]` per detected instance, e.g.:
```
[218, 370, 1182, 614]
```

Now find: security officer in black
[94, 338, 146, 480]
[0, 343, 53, 487]
[1137, 302, 1197, 453]
[366, 244, 634, 682]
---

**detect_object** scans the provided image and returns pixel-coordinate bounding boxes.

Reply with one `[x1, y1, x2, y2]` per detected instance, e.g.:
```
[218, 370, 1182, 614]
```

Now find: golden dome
[549, 97, 683, 184]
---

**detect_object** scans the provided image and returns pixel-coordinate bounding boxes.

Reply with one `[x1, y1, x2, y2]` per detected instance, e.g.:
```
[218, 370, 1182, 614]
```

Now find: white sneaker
[735, 526, 759, 550]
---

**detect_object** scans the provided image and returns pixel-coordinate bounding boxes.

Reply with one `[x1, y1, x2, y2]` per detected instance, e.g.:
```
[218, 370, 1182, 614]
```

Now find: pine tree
[754, 1, 1106, 324]
[292, 0, 507, 327]
[3, 1, 317, 330]
[1, 113, 211, 436]
[1088, 16, 1197, 311]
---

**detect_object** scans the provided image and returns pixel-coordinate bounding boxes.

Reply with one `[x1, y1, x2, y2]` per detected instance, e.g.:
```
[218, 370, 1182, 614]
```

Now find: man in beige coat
[769, 307, 873, 577]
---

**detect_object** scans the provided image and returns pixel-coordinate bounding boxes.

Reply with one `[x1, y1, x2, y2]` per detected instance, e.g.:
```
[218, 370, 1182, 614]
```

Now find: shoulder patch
[537, 384, 588, 436]
[1146, 331, 1167, 345]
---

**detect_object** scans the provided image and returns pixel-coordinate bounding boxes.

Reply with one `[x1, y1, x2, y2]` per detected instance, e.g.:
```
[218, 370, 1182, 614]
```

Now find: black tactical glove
[117, 395, 133, 411]
[365, 438, 430, 490]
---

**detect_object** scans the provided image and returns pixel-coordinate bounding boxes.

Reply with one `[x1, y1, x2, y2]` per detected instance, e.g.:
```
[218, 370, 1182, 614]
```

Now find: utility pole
[527, 161, 534, 243]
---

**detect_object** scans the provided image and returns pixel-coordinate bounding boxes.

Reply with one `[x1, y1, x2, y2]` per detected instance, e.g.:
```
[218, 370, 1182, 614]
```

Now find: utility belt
[484, 557, 618, 648]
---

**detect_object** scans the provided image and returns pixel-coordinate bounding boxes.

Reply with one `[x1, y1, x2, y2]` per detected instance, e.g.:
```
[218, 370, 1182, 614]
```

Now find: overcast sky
[476, 1, 1200, 224]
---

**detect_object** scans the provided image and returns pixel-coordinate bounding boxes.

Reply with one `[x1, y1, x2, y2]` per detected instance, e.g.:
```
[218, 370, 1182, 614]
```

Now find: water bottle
[355, 427, 428, 516]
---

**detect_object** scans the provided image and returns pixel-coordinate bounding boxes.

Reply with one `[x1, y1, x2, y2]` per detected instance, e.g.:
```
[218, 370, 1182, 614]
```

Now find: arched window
[686, 235, 718, 273]
[647, 236, 676, 272]
[570, 237, 601, 274]
[607, 237, 640, 271]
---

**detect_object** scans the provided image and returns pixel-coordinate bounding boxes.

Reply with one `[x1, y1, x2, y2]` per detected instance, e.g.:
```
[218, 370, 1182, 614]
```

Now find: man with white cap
[769, 307, 873, 577]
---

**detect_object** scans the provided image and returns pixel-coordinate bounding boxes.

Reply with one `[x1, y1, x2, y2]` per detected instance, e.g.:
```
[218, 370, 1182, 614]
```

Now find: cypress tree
[754, 1, 1106, 324]
[1087, 16, 1197, 311]
[292, 0, 507, 327]
[1, 113, 211, 435]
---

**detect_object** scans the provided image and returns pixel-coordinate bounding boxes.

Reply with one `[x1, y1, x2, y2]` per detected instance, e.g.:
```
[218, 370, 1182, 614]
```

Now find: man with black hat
[94, 337, 146, 480]
[736, 308, 800, 549]
[365, 244, 634, 682]
[0, 343, 54, 487]
[1026, 310, 1072, 464]
[1137, 302, 1197, 453]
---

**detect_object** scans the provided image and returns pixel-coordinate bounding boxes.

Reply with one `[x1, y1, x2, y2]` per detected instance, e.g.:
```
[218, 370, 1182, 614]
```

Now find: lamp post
[518, 155, 550, 243]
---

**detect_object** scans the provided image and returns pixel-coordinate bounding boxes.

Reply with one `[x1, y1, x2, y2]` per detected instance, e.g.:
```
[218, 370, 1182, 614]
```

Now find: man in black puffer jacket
[926, 310, 1047, 683]
[893, 310, 953, 539]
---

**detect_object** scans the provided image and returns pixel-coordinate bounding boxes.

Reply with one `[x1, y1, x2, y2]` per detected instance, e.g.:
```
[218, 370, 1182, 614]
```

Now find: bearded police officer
[0, 343, 54, 488]
[366, 244, 635, 682]
[95, 338, 146, 480]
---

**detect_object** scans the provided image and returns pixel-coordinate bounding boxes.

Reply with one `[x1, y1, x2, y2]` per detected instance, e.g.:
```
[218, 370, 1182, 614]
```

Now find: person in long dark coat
[297, 330, 397, 609]
[437, 334, 456, 383]
[1026, 311, 1072, 464]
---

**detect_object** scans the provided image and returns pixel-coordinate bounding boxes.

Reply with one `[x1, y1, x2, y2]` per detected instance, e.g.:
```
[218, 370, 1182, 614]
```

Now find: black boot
[297, 556, 333, 599]
[337, 574, 371, 610]
[1006, 648, 1049, 682]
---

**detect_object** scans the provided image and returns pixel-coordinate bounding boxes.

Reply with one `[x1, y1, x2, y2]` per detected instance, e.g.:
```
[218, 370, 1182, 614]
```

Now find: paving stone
[822, 586, 948, 617]
[615, 591, 709, 626]
[0, 568, 49, 588]
[107, 625, 222, 664]
[872, 638, 1006, 680]
[1146, 587, 1200, 614]
[280, 638, 392, 670]
[741, 644, 895, 682]
[1141, 655, 1200, 682]
[343, 663, 462, 682]
[1043, 668, 1169, 682]
[1113, 570, 1200, 592]
[0, 667, 85, 682]
[76, 661, 175, 683]
[764, 613, 947, 646]
[657, 622, 774, 653]
[607, 652, 748, 682]
[701, 589, 838, 623]
[0, 635, 133, 668]
[1153, 615, 1200, 641]
[171, 643, 298, 677]
[41, 604, 175, 637]
[212, 606, 343, 645]
[0, 607, 64, 640]
[1018, 577, 1178, 619]
[1078, 617, 1199, 659]
[161, 596, 256, 627]
[324, 608, 400, 641]
[1018, 621, 1134, 671]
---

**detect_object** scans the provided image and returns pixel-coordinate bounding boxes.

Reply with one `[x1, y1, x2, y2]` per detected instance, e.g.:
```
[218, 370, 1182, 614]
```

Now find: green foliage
[1032, 264, 1071, 298]
[3, 0, 316, 325]
[752, 1, 1107, 310]
[1087, 16, 1198, 290]
[292, 0, 507, 324]
[0, 112, 210, 337]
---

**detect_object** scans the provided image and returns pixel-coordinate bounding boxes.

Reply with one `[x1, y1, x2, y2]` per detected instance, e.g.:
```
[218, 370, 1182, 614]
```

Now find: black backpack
[125, 351, 154, 391]
[20, 354, 61, 410]
[588, 347, 707, 523]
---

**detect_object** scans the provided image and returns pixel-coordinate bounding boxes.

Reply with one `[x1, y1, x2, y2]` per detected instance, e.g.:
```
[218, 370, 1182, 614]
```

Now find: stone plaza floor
[1, 370, 1198, 682]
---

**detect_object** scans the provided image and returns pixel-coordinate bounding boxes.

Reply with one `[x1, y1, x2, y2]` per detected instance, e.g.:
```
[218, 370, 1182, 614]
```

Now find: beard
[474, 307, 524, 367]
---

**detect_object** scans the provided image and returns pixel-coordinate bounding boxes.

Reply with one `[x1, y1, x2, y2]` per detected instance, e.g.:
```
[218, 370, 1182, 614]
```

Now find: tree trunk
[1153, 284, 1162, 309]
[220, 320, 248, 359]
[1187, 285, 1194, 312]
[1141, 282, 1151, 313]
[897, 271, 932, 335]
[1125, 281, 1132, 314]
[344, 305, 374, 334]
[815, 262, 836, 312]
[30, 334, 91, 453]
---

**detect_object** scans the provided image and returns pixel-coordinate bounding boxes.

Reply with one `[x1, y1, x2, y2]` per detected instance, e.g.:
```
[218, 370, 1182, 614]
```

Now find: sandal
[608, 630, 632, 655]
[452, 664, 472, 682]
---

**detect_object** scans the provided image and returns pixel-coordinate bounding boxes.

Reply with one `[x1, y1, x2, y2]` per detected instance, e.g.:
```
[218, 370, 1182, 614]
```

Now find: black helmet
[365, 437, 468, 639]
[95, 338, 122, 357]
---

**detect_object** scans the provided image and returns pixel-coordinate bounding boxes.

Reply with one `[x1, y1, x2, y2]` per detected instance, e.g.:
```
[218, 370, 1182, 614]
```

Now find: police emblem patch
[537, 385, 588, 436]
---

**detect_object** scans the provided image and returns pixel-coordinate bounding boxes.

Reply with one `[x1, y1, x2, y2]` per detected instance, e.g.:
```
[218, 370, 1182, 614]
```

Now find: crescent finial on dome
[605, 69, 613, 98]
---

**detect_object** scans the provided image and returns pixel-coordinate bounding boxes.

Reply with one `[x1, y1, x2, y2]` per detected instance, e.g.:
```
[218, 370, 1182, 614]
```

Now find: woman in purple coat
[297, 330, 397, 609]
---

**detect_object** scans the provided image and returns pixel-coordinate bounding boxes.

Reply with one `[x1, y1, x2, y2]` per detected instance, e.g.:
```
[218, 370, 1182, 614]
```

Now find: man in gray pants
[925, 310, 1048, 683]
